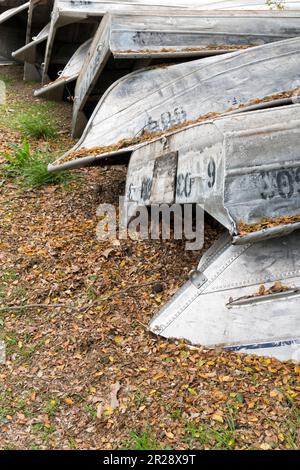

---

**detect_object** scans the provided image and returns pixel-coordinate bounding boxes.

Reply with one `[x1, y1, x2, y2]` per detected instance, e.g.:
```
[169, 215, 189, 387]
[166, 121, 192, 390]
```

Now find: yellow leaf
[260, 443, 271, 450]
[165, 432, 174, 439]
[114, 336, 124, 344]
[64, 398, 74, 406]
[212, 414, 224, 423]
[153, 372, 164, 381]
[103, 406, 113, 417]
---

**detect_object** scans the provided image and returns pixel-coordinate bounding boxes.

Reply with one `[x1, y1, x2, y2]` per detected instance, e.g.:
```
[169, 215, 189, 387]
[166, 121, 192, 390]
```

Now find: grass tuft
[16, 111, 57, 139]
[124, 429, 165, 451]
[1, 140, 74, 188]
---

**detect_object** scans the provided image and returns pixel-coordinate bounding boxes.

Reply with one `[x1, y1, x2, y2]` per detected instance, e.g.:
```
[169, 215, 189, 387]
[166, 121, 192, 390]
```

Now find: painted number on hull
[144, 107, 187, 133]
[207, 158, 216, 188]
[260, 167, 300, 200]
[176, 172, 192, 198]
[141, 177, 152, 202]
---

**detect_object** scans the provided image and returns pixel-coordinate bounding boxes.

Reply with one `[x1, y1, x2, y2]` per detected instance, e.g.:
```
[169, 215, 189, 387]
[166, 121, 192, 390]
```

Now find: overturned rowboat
[6, 1, 54, 79]
[41, 1, 193, 84]
[71, 9, 300, 135]
[34, 38, 92, 100]
[123, 103, 300, 243]
[123, 102, 300, 362]
[41, 0, 300, 84]
[49, 37, 300, 171]
[0, 1, 29, 60]
[149, 231, 300, 362]
[22, 0, 54, 80]
[12, 22, 50, 68]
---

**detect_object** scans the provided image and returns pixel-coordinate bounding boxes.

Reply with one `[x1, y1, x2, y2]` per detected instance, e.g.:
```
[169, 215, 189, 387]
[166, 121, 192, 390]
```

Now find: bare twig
[0, 303, 76, 313]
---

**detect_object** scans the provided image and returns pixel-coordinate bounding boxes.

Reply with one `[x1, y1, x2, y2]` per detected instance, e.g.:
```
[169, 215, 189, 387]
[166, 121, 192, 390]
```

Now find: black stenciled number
[296, 167, 300, 194]
[207, 158, 216, 188]
[176, 172, 192, 198]
[260, 167, 300, 201]
[141, 177, 152, 201]
[260, 170, 275, 200]
[277, 170, 294, 200]
[184, 172, 192, 198]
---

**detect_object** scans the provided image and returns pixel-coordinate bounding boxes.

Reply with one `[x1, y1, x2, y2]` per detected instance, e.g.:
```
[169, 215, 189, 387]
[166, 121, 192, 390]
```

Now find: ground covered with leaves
[0, 66, 299, 450]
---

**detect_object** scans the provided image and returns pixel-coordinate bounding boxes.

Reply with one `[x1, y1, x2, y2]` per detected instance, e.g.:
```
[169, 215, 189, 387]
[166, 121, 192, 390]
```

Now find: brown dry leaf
[0, 66, 299, 451]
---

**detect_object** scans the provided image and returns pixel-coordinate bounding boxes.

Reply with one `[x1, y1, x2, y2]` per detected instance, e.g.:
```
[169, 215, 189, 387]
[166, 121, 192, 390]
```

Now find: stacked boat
[1, 0, 300, 361]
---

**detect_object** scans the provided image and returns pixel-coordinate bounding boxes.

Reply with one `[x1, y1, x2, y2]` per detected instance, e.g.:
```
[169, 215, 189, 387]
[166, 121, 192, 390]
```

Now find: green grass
[16, 111, 57, 139]
[0, 99, 57, 138]
[32, 423, 56, 441]
[186, 422, 236, 450]
[283, 397, 300, 449]
[185, 406, 237, 450]
[1, 140, 74, 188]
[85, 404, 97, 421]
[0, 73, 12, 86]
[44, 399, 60, 417]
[124, 430, 166, 451]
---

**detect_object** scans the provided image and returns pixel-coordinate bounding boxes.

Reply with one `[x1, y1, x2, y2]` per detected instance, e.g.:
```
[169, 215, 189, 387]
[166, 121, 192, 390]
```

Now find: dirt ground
[0, 66, 299, 450]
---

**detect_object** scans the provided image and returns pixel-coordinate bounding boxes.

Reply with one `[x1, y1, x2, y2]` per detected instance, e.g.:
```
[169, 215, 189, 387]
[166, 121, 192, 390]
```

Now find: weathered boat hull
[34, 38, 92, 100]
[50, 37, 300, 171]
[123, 103, 300, 244]
[0, 1, 29, 59]
[149, 231, 300, 362]
[12, 22, 50, 63]
[72, 10, 300, 136]
[22, 0, 54, 80]
[42, 0, 300, 84]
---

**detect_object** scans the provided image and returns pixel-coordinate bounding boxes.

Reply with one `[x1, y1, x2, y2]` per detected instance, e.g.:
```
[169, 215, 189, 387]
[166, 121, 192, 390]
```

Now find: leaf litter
[0, 66, 299, 451]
